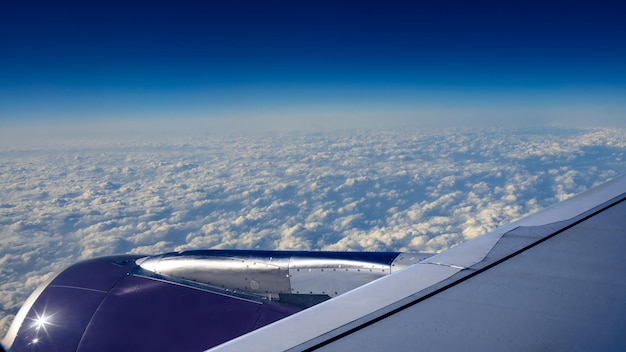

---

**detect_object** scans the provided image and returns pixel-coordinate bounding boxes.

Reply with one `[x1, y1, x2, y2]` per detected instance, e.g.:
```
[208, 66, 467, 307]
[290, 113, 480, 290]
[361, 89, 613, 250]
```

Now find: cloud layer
[1, 127, 625, 336]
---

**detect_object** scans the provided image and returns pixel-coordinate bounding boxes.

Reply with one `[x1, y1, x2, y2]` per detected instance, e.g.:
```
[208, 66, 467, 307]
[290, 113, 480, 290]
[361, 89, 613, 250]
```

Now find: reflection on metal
[31, 314, 50, 330]
[1, 266, 62, 349]
[289, 258, 389, 297]
[138, 255, 290, 299]
[390, 253, 434, 273]
[137, 250, 432, 307]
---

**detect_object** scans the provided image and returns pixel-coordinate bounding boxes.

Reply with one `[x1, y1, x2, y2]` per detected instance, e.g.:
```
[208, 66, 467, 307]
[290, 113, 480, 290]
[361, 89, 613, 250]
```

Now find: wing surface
[210, 175, 626, 351]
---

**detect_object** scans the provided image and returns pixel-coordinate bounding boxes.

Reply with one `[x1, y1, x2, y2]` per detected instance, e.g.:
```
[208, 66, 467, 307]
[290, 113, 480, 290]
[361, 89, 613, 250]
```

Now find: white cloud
[1, 127, 625, 337]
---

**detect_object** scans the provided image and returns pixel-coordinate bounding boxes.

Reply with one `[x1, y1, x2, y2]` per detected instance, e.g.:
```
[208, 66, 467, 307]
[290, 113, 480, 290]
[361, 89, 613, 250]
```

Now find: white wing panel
[208, 175, 626, 352]
[315, 197, 626, 351]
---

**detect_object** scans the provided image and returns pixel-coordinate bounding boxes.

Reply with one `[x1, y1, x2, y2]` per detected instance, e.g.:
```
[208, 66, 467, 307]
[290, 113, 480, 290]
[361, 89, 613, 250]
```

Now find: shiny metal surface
[138, 251, 432, 301]
[139, 255, 291, 299]
[390, 253, 434, 273]
[288, 258, 389, 297]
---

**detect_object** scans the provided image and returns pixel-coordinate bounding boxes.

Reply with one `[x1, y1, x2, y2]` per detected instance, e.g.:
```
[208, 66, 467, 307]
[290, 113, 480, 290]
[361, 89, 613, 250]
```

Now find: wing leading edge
[210, 175, 626, 351]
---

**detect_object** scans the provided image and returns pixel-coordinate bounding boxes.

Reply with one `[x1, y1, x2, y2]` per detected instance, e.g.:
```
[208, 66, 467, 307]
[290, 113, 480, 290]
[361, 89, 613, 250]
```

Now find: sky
[2, 0, 626, 338]
[1, 0, 625, 138]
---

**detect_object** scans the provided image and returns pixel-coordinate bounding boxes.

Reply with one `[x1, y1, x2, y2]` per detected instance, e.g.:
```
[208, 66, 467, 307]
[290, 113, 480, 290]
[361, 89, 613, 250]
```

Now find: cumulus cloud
[1, 126, 625, 336]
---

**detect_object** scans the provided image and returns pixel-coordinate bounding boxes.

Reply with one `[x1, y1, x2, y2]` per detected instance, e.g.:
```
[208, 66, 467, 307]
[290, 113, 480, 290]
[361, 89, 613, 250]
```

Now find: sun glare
[31, 314, 50, 330]
[29, 310, 56, 333]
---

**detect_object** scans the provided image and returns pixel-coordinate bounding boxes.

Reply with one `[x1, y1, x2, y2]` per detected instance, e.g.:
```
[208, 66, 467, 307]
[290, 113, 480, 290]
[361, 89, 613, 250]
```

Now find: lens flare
[31, 313, 51, 330]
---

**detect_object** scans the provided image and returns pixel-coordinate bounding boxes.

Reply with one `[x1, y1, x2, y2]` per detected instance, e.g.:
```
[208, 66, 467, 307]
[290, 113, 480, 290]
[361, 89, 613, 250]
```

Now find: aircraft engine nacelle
[3, 250, 431, 351]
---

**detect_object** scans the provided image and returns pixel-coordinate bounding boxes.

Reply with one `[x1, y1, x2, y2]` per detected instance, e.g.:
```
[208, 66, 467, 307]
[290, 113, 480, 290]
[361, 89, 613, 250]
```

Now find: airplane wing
[209, 174, 626, 351]
[3, 175, 626, 351]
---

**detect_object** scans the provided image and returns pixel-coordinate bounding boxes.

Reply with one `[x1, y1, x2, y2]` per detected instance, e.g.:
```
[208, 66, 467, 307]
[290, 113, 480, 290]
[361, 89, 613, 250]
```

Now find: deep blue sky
[1, 0, 625, 135]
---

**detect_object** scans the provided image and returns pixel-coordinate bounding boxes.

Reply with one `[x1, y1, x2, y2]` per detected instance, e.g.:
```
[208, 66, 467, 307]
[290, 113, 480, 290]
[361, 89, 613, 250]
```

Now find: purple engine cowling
[4, 254, 300, 351]
[4, 250, 427, 351]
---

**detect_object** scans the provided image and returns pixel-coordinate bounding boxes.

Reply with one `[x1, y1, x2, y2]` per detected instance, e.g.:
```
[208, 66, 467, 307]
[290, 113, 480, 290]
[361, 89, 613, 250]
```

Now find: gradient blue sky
[1, 0, 625, 136]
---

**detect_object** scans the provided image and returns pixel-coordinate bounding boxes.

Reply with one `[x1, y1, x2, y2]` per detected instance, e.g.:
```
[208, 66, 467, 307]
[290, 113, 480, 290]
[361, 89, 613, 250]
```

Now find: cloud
[1, 126, 625, 336]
